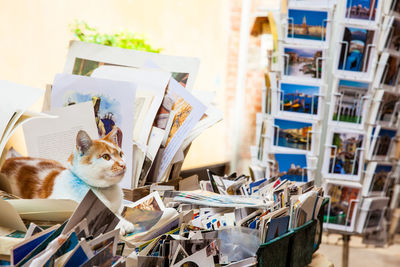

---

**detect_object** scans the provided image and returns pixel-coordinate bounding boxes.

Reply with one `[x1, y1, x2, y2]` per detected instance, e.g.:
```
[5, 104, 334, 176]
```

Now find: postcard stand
[255, 1, 400, 266]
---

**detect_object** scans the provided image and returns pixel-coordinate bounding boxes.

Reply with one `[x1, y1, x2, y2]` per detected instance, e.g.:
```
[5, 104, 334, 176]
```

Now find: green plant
[70, 21, 161, 53]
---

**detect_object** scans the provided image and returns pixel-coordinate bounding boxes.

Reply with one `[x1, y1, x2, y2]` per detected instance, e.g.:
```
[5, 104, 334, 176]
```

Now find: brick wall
[225, 0, 265, 174]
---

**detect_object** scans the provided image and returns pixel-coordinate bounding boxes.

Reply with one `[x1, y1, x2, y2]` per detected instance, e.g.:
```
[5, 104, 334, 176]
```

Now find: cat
[0, 127, 134, 235]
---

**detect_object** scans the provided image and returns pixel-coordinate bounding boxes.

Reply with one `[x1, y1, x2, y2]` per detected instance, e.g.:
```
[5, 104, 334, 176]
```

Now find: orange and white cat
[1, 128, 134, 235]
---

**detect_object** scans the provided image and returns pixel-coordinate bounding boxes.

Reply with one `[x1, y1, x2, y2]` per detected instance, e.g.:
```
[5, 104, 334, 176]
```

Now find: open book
[0, 80, 50, 166]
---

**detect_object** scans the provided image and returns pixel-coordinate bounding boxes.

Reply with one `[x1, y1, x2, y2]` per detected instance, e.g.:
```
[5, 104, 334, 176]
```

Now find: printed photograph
[346, 0, 378, 21]
[381, 55, 400, 86]
[328, 132, 364, 175]
[280, 83, 319, 115]
[392, 0, 400, 14]
[287, 9, 328, 41]
[372, 128, 396, 157]
[63, 92, 121, 138]
[324, 184, 360, 226]
[270, 153, 308, 182]
[338, 27, 375, 72]
[273, 118, 312, 151]
[385, 18, 400, 51]
[123, 193, 164, 237]
[369, 164, 392, 194]
[284, 47, 323, 79]
[383, 56, 400, 88]
[377, 92, 400, 124]
[332, 80, 369, 124]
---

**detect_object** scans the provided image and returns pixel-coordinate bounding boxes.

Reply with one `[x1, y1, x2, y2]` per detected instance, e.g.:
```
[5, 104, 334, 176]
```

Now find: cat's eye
[120, 152, 124, 158]
[102, 154, 111, 161]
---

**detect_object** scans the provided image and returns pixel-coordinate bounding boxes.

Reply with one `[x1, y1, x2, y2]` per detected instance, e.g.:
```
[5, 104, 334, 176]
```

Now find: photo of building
[329, 132, 364, 175]
[284, 47, 323, 78]
[287, 9, 327, 41]
[270, 153, 308, 182]
[338, 27, 375, 72]
[274, 118, 312, 151]
[346, 0, 378, 21]
[333, 80, 369, 124]
[280, 82, 319, 115]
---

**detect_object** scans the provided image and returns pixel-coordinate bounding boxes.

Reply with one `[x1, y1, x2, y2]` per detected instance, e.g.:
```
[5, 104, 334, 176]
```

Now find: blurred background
[0, 0, 278, 174]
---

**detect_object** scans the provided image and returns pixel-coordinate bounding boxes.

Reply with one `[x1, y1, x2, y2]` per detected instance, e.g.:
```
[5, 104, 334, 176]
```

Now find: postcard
[148, 78, 206, 182]
[344, 0, 381, 25]
[376, 91, 400, 128]
[265, 215, 290, 242]
[62, 239, 94, 267]
[336, 26, 377, 80]
[51, 73, 136, 188]
[282, 45, 324, 81]
[362, 162, 393, 197]
[64, 41, 199, 91]
[271, 118, 313, 152]
[323, 180, 361, 232]
[330, 79, 370, 126]
[268, 153, 310, 182]
[323, 128, 365, 181]
[380, 54, 400, 89]
[277, 81, 321, 119]
[62, 190, 119, 239]
[382, 16, 400, 54]
[356, 197, 389, 234]
[11, 225, 58, 266]
[390, 0, 400, 16]
[369, 127, 397, 160]
[88, 229, 119, 256]
[286, 8, 329, 44]
[122, 192, 165, 236]
[15, 221, 67, 267]
[81, 241, 113, 267]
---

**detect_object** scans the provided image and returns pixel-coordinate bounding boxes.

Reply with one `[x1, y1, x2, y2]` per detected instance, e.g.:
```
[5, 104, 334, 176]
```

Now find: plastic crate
[256, 230, 294, 267]
[256, 198, 329, 266]
[288, 220, 317, 267]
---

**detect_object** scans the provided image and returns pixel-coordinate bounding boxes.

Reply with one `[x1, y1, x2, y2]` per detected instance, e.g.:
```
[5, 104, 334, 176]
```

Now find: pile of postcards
[252, 0, 400, 247]
[0, 173, 324, 266]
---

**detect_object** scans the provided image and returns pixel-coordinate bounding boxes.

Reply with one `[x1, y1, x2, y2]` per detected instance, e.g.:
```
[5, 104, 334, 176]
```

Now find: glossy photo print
[283, 47, 323, 79]
[337, 27, 375, 73]
[345, 0, 378, 22]
[332, 80, 370, 124]
[377, 92, 400, 126]
[384, 17, 400, 52]
[327, 131, 364, 177]
[273, 118, 312, 151]
[364, 163, 393, 197]
[280, 82, 320, 116]
[380, 55, 400, 87]
[324, 182, 361, 232]
[287, 9, 328, 42]
[270, 153, 309, 182]
[372, 128, 396, 158]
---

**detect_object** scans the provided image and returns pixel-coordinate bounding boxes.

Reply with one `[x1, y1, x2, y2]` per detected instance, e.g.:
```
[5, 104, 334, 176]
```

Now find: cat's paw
[117, 217, 135, 236]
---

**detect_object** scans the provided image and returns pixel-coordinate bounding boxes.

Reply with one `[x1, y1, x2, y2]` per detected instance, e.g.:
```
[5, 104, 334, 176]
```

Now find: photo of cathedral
[287, 9, 328, 41]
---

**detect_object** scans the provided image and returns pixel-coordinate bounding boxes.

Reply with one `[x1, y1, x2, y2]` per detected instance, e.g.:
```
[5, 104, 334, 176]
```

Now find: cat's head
[69, 128, 126, 188]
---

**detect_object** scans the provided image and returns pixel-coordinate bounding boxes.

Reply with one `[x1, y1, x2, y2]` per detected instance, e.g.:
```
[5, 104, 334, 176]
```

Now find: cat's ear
[76, 130, 93, 155]
[103, 127, 123, 148]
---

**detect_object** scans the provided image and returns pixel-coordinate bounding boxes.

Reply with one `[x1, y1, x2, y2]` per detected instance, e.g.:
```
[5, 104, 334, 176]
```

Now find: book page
[23, 102, 99, 166]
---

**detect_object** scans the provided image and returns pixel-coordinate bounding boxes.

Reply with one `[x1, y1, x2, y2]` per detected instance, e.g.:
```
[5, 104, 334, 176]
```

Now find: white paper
[64, 41, 199, 91]
[51, 74, 136, 188]
[23, 102, 99, 166]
